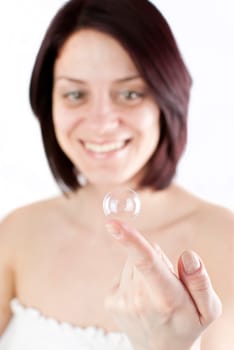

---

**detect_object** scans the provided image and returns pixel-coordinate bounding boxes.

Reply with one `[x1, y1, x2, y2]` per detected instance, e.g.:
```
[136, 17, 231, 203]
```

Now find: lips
[80, 139, 130, 154]
[84, 140, 126, 153]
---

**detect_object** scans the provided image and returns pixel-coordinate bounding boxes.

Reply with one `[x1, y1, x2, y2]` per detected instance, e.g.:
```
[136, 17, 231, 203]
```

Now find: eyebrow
[54, 75, 142, 84]
[115, 75, 142, 83]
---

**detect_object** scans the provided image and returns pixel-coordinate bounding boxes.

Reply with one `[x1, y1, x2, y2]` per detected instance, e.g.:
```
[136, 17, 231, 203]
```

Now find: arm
[0, 215, 15, 335]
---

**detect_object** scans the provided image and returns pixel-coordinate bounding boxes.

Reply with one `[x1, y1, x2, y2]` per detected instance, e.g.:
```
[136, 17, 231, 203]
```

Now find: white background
[0, 0, 233, 219]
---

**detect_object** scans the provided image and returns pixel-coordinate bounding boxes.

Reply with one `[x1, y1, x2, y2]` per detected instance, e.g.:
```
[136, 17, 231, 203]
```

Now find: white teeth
[84, 141, 126, 153]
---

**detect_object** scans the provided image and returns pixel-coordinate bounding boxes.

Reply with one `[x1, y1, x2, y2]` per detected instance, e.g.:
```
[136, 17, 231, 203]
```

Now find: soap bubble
[103, 188, 141, 219]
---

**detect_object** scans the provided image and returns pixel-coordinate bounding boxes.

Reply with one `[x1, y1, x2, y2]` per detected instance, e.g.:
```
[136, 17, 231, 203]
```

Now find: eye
[63, 90, 86, 102]
[118, 90, 145, 105]
[121, 90, 143, 100]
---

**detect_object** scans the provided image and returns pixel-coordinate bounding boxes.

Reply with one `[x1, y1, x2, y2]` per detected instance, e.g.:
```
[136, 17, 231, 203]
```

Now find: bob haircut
[29, 0, 192, 192]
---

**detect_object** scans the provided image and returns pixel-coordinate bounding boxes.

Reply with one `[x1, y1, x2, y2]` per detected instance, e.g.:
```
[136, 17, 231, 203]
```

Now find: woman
[0, 0, 233, 349]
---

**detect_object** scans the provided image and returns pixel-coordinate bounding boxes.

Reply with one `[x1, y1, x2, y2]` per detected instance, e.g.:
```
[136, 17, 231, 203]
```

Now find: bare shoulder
[1, 195, 67, 223]
[0, 195, 67, 248]
[194, 196, 234, 232]
[190, 194, 234, 254]
[0, 198, 62, 333]
[0, 196, 73, 333]
[173, 185, 234, 237]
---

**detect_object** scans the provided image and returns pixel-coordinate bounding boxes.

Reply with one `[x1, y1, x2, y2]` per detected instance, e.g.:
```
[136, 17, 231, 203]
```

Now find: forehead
[54, 29, 139, 81]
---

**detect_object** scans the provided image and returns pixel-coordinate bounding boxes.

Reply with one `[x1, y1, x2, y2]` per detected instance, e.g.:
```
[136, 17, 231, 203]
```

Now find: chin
[89, 177, 128, 187]
[85, 170, 143, 189]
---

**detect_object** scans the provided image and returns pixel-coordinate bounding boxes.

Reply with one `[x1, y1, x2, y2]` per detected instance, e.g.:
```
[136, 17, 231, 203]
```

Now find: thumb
[178, 250, 222, 326]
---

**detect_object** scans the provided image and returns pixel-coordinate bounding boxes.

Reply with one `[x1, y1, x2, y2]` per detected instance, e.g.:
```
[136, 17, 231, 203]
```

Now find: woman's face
[52, 29, 160, 186]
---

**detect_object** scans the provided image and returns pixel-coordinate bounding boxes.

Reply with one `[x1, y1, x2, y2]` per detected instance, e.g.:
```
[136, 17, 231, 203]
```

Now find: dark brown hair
[29, 0, 192, 192]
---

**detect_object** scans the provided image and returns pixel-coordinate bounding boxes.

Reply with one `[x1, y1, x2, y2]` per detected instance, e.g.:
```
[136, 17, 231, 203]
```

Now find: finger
[107, 256, 134, 297]
[118, 256, 134, 291]
[105, 220, 181, 304]
[178, 250, 222, 326]
[152, 242, 176, 274]
[106, 220, 160, 270]
[104, 259, 134, 314]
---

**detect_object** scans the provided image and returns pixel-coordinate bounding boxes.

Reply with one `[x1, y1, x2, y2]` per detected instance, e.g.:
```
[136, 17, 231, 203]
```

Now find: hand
[104, 220, 222, 350]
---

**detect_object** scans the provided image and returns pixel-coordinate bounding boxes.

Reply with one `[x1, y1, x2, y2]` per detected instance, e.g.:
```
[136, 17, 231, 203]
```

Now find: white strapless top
[0, 299, 133, 349]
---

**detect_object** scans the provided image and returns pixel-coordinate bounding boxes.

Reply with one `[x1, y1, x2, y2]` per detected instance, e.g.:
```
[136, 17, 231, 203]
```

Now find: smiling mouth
[81, 140, 130, 154]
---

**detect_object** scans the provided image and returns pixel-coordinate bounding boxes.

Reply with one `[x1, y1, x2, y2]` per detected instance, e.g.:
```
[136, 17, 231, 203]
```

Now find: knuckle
[134, 254, 156, 272]
[151, 292, 179, 317]
[159, 300, 177, 317]
[131, 293, 146, 315]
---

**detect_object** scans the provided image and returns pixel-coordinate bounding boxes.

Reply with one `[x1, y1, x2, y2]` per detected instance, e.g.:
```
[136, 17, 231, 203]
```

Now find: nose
[85, 94, 119, 133]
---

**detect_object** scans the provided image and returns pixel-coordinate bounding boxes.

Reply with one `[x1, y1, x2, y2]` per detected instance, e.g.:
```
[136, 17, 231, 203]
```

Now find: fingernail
[105, 223, 123, 239]
[182, 251, 201, 275]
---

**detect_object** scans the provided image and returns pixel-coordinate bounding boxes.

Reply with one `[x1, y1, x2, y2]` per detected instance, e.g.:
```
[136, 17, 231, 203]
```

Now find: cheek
[126, 106, 160, 132]
[52, 105, 80, 135]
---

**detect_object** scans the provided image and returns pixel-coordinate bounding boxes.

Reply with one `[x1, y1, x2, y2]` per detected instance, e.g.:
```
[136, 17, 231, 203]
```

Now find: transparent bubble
[103, 188, 141, 219]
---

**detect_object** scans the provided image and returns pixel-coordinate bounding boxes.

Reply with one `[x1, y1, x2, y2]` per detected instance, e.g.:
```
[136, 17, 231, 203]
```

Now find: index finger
[105, 220, 180, 294]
